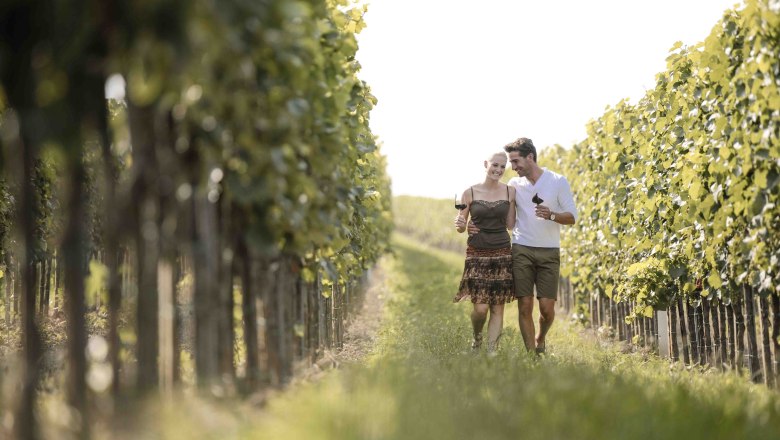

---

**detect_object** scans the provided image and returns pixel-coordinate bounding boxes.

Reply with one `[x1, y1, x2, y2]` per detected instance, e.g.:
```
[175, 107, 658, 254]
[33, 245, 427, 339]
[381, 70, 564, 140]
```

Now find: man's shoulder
[507, 176, 527, 187]
[542, 168, 569, 184]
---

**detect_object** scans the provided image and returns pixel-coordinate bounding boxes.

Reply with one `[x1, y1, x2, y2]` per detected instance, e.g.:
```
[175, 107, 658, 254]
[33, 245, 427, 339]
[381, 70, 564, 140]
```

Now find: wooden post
[280, 256, 295, 383]
[297, 276, 307, 361]
[717, 301, 728, 370]
[325, 289, 333, 349]
[34, 261, 42, 316]
[657, 310, 669, 358]
[669, 304, 679, 361]
[129, 101, 160, 392]
[61, 137, 90, 436]
[610, 298, 618, 336]
[98, 96, 123, 396]
[317, 273, 327, 353]
[726, 302, 737, 369]
[172, 253, 182, 386]
[107, 246, 122, 396]
[42, 257, 51, 316]
[13, 131, 45, 440]
[759, 295, 774, 387]
[158, 260, 175, 396]
[193, 187, 219, 387]
[709, 298, 721, 368]
[307, 270, 318, 364]
[702, 298, 713, 365]
[14, 257, 21, 317]
[743, 285, 762, 382]
[216, 197, 235, 385]
[735, 297, 746, 372]
[695, 300, 706, 365]
[676, 297, 689, 364]
[647, 310, 660, 350]
[333, 283, 342, 349]
[623, 302, 632, 343]
[598, 293, 605, 328]
[241, 247, 260, 389]
[3, 257, 10, 327]
[771, 294, 780, 387]
[262, 258, 281, 386]
[686, 300, 699, 364]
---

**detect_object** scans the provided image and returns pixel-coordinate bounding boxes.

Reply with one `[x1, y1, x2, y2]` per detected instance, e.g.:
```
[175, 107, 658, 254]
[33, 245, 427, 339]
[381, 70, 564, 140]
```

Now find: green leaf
[707, 272, 722, 289]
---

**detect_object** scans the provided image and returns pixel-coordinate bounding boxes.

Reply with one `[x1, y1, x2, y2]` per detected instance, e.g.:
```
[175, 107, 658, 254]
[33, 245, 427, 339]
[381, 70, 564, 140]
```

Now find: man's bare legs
[535, 298, 556, 351]
[517, 296, 535, 351]
[518, 296, 556, 352]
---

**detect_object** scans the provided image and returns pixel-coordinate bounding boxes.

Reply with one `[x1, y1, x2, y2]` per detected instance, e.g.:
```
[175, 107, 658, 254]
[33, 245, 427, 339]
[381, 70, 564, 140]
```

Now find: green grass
[392, 196, 466, 253]
[243, 235, 780, 440]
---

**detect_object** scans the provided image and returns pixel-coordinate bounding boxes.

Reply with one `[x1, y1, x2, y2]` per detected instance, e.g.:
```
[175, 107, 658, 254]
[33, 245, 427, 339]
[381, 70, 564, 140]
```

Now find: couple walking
[453, 137, 577, 354]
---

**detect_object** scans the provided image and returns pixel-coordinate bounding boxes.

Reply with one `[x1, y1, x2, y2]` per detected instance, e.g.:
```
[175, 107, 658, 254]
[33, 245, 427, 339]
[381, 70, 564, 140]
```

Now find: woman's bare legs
[471, 303, 504, 351]
[486, 304, 505, 352]
[471, 304, 488, 348]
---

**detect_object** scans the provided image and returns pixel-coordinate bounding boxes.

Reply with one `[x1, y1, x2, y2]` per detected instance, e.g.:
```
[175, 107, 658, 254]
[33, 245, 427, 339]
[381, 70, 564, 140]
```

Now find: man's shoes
[534, 341, 546, 355]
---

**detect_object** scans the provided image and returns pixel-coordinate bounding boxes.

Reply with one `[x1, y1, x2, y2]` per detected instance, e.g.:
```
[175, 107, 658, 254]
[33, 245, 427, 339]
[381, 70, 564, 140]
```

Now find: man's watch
[550, 213, 556, 222]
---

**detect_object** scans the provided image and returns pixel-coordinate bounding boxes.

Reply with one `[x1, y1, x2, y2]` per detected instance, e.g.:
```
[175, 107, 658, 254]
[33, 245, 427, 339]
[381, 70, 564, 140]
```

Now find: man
[469, 137, 577, 354]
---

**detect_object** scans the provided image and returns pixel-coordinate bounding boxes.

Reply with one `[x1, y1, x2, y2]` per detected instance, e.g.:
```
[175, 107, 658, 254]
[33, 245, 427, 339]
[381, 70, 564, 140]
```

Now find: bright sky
[355, 0, 740, 199]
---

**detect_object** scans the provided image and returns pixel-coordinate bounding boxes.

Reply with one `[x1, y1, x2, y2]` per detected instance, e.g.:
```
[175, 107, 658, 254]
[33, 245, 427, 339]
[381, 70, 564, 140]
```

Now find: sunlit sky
[355, 0, 740, 198]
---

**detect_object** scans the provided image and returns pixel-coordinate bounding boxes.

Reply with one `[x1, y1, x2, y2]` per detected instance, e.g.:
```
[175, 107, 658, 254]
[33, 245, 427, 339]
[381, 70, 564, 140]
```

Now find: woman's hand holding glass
[454, 213, 467, 232]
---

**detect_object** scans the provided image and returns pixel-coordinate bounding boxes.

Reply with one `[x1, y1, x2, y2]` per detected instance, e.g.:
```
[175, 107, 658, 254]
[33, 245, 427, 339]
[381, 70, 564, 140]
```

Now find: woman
[453, 151, 516, 353]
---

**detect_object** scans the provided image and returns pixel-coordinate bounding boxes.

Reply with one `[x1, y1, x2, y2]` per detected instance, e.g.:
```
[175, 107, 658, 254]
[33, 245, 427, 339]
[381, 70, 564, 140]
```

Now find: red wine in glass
[455, 194, 467, 210]
[532, 193, 545, 220]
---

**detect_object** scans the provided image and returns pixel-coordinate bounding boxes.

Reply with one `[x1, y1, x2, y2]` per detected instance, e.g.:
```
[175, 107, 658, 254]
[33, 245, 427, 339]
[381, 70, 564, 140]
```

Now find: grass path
[245, 235, 780, 440]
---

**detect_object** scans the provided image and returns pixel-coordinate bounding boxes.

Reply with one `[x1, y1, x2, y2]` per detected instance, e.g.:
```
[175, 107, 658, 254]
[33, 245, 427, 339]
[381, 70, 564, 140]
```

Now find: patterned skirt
[453, 246, 514, 305]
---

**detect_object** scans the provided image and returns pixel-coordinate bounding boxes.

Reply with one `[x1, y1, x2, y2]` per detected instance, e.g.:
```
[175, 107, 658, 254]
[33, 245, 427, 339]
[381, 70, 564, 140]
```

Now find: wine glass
[454, 194, 467, 211]
[455, 193, 468, 227]
[532, 193, 545, 220]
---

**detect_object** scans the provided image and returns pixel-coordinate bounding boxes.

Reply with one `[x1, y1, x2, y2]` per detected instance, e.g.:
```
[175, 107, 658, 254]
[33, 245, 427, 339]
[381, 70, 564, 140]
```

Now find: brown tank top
[466, 186, 511, 249]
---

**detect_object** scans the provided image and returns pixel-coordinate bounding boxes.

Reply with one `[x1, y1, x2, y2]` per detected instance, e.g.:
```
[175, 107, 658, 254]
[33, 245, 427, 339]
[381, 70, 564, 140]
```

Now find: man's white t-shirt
[507, 168, 577, 249]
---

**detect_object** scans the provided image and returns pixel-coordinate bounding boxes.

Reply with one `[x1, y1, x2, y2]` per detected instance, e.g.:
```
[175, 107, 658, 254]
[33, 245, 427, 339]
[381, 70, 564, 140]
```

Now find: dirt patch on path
[295, 263, 390, 382]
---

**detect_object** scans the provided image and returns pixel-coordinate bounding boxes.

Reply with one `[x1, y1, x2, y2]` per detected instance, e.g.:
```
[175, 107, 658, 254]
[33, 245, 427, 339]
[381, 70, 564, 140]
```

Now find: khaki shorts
[512, 244, 560, 300]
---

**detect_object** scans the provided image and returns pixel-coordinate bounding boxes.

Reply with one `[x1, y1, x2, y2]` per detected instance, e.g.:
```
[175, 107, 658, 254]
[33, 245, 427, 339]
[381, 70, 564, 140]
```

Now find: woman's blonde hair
[486, 151, 508, 162]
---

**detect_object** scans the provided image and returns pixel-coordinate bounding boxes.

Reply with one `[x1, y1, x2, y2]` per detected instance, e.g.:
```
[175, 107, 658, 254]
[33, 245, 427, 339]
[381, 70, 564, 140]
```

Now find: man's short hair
[503, 137, 537, 162]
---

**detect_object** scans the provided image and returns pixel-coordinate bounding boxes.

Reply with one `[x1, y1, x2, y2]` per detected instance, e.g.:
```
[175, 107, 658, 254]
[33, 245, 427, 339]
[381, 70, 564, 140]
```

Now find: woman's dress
[453, 191, 514, 305]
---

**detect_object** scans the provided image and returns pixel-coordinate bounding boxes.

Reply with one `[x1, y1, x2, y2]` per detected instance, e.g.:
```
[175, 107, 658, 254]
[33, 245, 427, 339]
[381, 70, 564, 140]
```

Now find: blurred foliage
[393, 196, 466, 254]
[158, 0, 393, 280]
[30, 158, 57, 260]
[0, 0, 392, 287]
[0, 179, 12, 261]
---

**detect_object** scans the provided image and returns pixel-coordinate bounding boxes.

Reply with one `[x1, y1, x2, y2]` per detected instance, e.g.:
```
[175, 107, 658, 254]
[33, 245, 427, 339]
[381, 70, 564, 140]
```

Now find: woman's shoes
[471, 334, 483, 351]
[472, 334, 504, 355]
[486, 333, 501, 356]
[534, 341, 546, 355]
